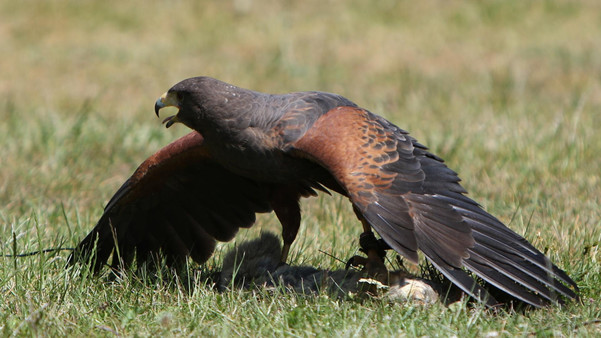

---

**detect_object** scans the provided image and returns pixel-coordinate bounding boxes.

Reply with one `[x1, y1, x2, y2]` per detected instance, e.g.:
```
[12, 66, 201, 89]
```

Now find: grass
[1, 0, 600, 336]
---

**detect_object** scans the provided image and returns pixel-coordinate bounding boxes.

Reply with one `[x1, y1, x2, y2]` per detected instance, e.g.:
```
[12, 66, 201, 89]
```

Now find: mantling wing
[69, 132, 272, 272]
[289, 106, 578, 307]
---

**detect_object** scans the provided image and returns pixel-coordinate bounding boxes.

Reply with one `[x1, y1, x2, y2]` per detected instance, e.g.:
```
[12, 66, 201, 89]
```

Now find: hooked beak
[154, 91, 180, 128]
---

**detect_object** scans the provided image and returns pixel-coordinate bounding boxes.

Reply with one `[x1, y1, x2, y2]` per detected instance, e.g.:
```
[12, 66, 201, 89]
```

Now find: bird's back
[199, 90, 358, 183]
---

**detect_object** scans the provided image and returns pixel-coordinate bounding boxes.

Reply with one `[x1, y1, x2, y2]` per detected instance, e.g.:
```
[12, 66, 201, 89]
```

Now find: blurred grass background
[1, 0, 600, 336]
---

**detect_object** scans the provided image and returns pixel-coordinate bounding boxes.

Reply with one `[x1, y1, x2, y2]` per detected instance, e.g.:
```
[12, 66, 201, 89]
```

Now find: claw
[347, 251, 390, 288]
[346, 255, 368, 270]
[358, 231, 388, 259]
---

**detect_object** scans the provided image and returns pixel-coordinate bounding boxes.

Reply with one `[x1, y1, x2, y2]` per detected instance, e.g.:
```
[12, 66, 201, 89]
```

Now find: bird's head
[154, 76, 247, 132]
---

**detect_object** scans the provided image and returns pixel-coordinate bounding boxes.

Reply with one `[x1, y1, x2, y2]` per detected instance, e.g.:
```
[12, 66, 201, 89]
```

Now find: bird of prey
[69, 76, 578, 307]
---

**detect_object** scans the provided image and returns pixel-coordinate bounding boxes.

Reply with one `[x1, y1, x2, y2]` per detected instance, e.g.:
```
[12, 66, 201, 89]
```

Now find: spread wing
[290, 106, 578, 307]
[68, 132, 272, 272]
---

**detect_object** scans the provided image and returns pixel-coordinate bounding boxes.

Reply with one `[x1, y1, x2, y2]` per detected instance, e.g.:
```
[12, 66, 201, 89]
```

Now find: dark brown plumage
[69, 76, 578, 307]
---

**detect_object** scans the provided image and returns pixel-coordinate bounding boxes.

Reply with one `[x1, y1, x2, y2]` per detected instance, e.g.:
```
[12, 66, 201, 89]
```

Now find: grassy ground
[1, 0, 600, 336]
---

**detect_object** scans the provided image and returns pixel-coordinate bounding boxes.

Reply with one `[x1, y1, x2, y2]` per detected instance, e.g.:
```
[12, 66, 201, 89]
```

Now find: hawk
[69, 77, 578, 307]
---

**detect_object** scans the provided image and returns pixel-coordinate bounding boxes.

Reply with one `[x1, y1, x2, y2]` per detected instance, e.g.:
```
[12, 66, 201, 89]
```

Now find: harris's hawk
[69, 77, 578, 307]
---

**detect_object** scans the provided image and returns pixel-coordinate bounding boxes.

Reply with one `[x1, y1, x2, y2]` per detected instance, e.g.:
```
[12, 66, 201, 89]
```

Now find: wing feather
[68, 132, 273, 271]
[290, 105, 578, 307]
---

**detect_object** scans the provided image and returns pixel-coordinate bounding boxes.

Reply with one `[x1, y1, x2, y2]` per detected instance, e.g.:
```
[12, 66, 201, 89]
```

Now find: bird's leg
[278, 209, 300, 265]
[346, 208, 390, 284]
[270, 187, 302, 265]
[346, 231, 390, 284]
[280, 243, 291, 263]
